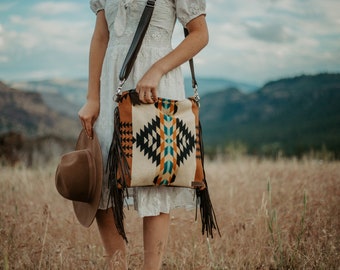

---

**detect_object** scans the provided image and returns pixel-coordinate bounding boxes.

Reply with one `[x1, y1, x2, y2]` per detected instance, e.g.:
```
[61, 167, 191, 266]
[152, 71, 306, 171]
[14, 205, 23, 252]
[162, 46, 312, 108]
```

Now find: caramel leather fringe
[195, 120, 221, 238]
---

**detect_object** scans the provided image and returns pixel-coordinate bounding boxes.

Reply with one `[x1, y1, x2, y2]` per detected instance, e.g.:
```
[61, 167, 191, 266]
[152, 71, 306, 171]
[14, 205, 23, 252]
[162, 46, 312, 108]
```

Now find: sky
[0, 0, 339, 86]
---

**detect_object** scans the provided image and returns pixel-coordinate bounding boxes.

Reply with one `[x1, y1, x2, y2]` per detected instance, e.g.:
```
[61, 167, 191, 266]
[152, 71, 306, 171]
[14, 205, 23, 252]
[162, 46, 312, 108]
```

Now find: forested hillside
[200, 73, 340, 158]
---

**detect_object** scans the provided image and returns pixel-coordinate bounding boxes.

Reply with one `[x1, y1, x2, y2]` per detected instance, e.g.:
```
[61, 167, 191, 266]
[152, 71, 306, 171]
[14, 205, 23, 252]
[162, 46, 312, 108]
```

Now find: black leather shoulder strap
[119, 0, 157, 82]
[118, 0, 198, 95]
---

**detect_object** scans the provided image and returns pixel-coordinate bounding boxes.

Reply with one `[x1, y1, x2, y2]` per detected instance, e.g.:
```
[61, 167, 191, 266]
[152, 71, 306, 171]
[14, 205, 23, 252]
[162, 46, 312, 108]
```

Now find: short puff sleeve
[176, 0, 206, 27]
[90, 0, 106, 15]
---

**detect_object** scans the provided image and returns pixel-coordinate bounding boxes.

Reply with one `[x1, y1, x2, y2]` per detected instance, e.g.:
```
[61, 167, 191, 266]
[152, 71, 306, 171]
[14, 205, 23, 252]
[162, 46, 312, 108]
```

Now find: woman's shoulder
[90, 0, 106, 14]
[173, 0, 206, 27]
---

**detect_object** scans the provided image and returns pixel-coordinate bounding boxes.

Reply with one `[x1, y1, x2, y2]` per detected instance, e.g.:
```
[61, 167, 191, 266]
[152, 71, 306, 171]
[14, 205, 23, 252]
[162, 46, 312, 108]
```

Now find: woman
[78, 0, 209, 269]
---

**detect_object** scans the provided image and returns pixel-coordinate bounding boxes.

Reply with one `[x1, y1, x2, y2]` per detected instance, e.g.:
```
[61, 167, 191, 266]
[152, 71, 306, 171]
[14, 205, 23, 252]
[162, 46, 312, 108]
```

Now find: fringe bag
[107, 0, 220, 242]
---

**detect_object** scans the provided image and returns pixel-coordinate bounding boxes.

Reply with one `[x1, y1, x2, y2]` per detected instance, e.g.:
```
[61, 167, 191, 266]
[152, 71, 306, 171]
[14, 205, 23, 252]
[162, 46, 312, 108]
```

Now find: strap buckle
[114, 79, 126, 102]
[193, 84, 200, 106]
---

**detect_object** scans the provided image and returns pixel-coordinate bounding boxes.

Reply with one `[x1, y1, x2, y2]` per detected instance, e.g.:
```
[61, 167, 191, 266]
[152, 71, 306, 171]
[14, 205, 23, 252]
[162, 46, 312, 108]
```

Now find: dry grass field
[0, 157, 339, 269]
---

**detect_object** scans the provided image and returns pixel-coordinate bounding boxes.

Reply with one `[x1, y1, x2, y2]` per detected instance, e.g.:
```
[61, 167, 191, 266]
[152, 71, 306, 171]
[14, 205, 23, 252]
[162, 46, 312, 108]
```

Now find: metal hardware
[193, 84, 200, 106]
[114, 79, 126, 102]
[146, 0, 156, 7]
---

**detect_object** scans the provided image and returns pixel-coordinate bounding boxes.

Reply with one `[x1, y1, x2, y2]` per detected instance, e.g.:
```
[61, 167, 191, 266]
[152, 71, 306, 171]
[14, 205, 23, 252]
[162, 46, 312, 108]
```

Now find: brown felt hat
[55, 129, 103, 227]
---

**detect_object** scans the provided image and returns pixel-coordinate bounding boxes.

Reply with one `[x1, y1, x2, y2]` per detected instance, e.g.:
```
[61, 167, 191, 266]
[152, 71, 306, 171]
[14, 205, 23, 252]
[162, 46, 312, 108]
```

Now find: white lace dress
[90, 0, 206, 217]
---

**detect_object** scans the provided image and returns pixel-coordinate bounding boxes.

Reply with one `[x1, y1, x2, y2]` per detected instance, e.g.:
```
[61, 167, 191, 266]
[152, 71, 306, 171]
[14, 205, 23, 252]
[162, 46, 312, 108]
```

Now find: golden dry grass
[0, 157, 339, 269]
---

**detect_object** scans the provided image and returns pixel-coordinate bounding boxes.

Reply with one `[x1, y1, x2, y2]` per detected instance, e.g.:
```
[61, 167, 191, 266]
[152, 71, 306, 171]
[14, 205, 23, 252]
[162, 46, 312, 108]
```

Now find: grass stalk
[297, 191, 307, 248]
[3, 250, 9, 270]
[38, 206, 50, 270]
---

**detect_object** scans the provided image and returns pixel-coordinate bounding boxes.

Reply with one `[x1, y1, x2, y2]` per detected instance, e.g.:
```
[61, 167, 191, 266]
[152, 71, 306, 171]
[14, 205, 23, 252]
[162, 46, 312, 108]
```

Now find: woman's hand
[78, 99, 100, 139]
[136, 65, 163, 103]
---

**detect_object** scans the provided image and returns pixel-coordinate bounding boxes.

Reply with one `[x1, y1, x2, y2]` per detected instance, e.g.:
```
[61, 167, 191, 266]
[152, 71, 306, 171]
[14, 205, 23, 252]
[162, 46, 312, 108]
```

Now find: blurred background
[1, 0, 340, 166]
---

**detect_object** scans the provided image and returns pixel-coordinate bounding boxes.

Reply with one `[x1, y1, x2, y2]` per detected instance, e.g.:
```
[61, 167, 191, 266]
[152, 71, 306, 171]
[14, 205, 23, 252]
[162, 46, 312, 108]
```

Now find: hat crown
[55, 129, 103, 227]
[56, 149, 97, 203]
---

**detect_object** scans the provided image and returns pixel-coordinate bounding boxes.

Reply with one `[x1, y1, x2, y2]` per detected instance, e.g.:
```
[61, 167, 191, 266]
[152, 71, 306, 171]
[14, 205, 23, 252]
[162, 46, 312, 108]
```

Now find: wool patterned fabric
[117, 91, 205, 188]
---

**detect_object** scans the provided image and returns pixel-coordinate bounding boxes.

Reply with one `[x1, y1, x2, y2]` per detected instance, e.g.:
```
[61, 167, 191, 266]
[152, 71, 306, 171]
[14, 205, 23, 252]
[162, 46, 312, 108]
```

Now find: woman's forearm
[153, 15, 208, 76]
[87, 11, 109, 101]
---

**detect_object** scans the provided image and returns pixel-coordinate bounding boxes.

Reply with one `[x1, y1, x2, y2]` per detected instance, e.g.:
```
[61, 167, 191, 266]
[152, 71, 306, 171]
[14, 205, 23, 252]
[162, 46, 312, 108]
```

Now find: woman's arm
[136, 15, 208, 103]
[78, 10, 109, 138]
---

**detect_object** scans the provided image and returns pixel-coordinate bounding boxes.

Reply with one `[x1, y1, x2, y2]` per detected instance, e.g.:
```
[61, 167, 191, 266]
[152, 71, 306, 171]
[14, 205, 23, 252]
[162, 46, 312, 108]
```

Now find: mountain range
[1, 74, 339, 158]
[9, 77, 258, 116]
[200, 73, 340, 158]
[0, 81, 80, 139]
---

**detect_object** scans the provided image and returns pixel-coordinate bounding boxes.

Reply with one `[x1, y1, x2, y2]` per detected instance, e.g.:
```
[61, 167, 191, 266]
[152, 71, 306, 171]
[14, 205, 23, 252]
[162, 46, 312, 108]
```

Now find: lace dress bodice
[89, 0, 206, 215]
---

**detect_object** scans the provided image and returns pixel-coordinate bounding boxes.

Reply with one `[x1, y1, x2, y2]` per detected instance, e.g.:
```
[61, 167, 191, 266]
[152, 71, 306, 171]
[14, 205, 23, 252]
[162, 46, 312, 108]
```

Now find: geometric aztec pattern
[134, 99, 195, 185]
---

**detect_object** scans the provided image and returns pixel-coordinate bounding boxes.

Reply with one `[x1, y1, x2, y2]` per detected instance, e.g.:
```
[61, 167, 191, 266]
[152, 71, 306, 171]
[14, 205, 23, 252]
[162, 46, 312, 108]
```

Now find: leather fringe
[195, 120, 221, 238]
[196, 185, 221, 238]
[106, 106, 130, 242]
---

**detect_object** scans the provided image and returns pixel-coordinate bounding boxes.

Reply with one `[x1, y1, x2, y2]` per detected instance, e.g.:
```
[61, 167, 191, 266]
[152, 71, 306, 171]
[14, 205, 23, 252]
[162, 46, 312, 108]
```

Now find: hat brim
[72, 129, 103, 227]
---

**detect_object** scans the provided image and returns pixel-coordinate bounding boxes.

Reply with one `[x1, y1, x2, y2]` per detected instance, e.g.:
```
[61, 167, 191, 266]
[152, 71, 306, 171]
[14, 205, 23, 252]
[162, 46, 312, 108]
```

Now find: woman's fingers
[78, 100, 99, 139]
[151, 88, 158, 101]
[137, 88, 156, 104]
[138, 89, 144, 102]
[85, 121, 93, 139]
[144, 89, 154, 103]
[79, 118, 93, 139]
[79, 115, 93, 139]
